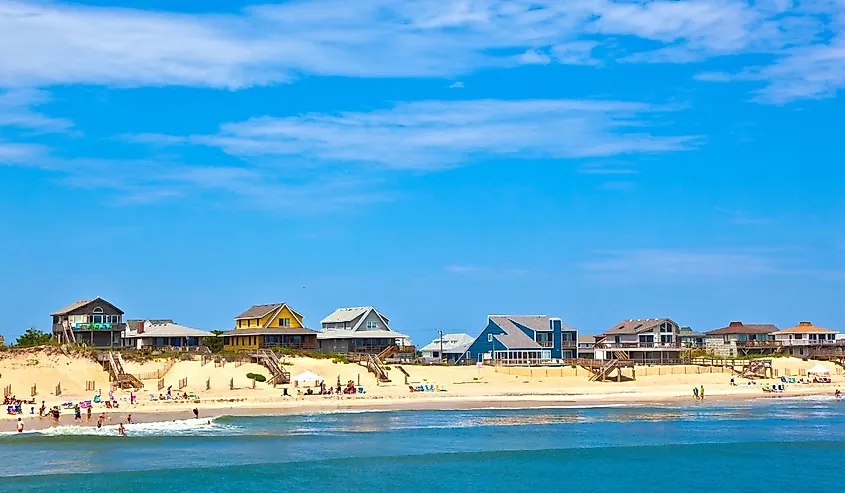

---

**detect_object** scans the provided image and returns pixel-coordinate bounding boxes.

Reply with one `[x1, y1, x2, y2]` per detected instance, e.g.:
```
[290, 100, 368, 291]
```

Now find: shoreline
[3, 387, 836, 433]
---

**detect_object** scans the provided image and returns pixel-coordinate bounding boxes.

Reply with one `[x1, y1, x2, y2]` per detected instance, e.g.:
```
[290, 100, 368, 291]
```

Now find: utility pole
[438, 329, 444, 365]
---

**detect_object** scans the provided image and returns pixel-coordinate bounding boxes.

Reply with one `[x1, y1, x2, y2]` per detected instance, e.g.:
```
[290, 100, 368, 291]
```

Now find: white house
[420, 333, 474, 362]
[123, 319, 213, 350]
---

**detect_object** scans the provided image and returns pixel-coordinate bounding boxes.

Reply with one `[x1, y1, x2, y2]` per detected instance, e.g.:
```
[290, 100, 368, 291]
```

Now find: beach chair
[762, 386, 772, 393]
[357, 387, 365, 394]
[408, 386, 416, 393]
[149, 394, 158, 401]
[780, 377, 787, 383]
[427, 385, 435, 391]
[777, 384, 785, 392]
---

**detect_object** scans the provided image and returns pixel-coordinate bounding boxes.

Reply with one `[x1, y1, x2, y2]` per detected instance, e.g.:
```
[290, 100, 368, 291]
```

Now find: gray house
[51, 297, 125, 349]
[317, 306, 411, 354]
[595, 318, 686, 364]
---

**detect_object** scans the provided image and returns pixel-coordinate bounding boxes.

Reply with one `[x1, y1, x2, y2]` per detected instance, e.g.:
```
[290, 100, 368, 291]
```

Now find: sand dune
[1, 348, 842, 429]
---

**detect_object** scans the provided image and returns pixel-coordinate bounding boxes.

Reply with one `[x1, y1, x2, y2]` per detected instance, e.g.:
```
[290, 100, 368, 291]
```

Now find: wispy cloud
[582, 248, 780, 283]
[0, 1, 840, 101]
[136, 99, 699, 170]
[715, 207, 774, 225]
[0, 89, 73, 133]
[448, 81, 465, 89]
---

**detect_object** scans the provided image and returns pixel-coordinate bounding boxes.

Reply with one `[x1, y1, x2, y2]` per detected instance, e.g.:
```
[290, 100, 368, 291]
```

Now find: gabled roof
[420, 333, 475, 353]
[124, 320, 213, 339]
[51, 297, 123, 316]
[492, 315, 551, 332]
[679, 328, 706, 338]
[578, 335, 596, 344]
[603, 318, 675, 336]
[234, 303, 303, 322]
[320, 306, 391, 332]
[489, 316, 543, 349]
[777, 322, 836, 334]
[705, 322, 778, 336]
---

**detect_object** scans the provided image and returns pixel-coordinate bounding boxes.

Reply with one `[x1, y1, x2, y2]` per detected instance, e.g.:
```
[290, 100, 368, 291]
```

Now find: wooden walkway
[688, 357, 773, 379]
[563, 358, 636, 382]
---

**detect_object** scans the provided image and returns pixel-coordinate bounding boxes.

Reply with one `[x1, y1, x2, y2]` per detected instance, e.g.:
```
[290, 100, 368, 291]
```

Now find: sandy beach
[1, 347, 842, 432]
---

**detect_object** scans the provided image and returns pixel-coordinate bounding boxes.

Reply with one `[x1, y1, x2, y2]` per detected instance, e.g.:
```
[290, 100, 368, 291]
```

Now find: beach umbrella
[808, 363, 830, 375]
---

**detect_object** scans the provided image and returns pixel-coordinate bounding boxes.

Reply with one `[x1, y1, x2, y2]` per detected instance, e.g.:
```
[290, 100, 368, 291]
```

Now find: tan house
[705, 322, 778, 357]
[773, 321, 838, 357]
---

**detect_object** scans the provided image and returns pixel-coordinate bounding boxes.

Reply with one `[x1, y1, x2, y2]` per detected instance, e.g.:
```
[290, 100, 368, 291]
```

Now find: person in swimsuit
[16, 418, 23, 433]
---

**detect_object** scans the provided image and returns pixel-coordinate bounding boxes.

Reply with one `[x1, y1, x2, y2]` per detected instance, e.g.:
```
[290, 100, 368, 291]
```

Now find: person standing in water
[97, 413, 105, 429]
[118, 423, 125, 436]
[16, 418, 23, 433]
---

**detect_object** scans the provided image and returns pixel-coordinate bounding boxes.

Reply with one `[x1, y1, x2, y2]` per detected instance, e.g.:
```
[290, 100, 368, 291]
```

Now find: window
[279, 318, 291, 327]
[93, 307, 104, 314]
[488, 334, 493, 343]
[93, 315, 102, 323]
[366, 321, 377, 329]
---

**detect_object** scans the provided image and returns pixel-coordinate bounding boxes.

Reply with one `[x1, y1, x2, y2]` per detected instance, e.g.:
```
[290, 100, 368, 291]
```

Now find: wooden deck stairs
[107, 352, 143, 390]
[250, 349, 291, 385]
[396, 365, 411, 384]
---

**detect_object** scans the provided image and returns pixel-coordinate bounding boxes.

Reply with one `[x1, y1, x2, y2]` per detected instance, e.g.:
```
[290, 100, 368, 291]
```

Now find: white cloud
[156, 99, 700, 169]
[0, 0, 841, 101]
[448, 81, 465, 88]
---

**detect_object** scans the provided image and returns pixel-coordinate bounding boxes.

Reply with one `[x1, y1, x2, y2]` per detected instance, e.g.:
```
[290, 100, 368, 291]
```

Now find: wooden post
[230, 378, 234, 390]
[252, 379, 256, 389]
[55, 383, 62, 396]
[31, 384, 36, 397]
[206, 378, 211, 391]
[632, 366, 636, 381]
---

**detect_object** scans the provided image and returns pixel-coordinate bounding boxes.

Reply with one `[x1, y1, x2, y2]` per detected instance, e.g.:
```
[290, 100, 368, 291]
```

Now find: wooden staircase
[395, 365, 411, 384]
[363, 354, 390, 383]
[107, 352, 143, 389]
[590, 359, 623, 382]
[250, 349, 291, 385]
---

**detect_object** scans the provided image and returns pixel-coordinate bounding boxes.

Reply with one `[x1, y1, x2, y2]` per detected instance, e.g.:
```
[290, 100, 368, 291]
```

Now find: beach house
[704, 322, 779, 357]
[594, 318, 686, 364]
[51, 297, 125, 349]
[678, 327, 706, 348]
[458, 315, 578, 365]
[123, 319, 213, 351]
[772, 321, 839, 357]
[577, 336, 595, 358]
[220, 303, 318, 351]
[317, 306, 412, 355]
[420, 333, 475, 363]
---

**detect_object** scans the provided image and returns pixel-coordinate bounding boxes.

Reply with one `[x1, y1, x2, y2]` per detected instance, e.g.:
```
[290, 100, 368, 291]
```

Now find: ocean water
[1, 397, 845, 492]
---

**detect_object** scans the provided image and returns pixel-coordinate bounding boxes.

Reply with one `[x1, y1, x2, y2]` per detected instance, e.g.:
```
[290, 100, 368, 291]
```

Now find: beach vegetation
[202, 330, 226, 353]
[246, 373, 267, 382]
[14, 327, 53, 348]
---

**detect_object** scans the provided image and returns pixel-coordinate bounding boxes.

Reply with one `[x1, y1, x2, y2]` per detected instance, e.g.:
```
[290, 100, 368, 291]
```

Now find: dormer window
[366, 321, 377, 329]
[279, 318, 291, 327]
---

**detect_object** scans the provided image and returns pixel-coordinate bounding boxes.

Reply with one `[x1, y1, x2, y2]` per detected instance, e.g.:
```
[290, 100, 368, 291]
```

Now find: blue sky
[1, 0, 844, 344]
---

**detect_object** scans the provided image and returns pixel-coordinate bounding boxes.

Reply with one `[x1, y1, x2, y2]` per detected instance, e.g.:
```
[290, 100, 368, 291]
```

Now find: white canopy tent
[292, 370, 324, 387]
[808, 363, 831, 375]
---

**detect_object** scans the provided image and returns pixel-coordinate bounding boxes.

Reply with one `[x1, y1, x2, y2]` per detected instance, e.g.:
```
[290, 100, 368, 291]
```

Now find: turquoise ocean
[1, 396, 844, 492]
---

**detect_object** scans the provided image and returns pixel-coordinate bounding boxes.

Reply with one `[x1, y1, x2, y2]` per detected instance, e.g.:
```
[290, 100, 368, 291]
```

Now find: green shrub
[246, 373, 266, 382]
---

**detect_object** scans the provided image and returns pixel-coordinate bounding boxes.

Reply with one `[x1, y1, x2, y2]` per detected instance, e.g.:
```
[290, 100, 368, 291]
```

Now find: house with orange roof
[772, 321, 839, 357]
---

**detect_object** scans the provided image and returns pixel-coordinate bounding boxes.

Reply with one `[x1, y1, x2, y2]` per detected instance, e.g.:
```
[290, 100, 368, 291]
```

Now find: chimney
[799, 321, 812, 326]
[729, 321, 742, 327]
[136, 320, 145, 334]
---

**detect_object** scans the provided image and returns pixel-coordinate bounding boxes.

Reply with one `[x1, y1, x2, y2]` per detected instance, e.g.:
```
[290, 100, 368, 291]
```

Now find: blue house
[457, 315, 578, 365]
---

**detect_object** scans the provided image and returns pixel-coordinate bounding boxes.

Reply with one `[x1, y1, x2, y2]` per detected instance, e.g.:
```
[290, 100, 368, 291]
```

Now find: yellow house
[221, 303, 318, 351]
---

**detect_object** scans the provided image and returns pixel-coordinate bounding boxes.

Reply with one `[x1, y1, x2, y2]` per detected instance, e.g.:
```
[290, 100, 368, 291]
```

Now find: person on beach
[126, 414, 132, 424]
[693, 387, 699, 400]
[97, 413, 105, 429]
[74, 405, 81, 421]
[87, 406, 92, 421]
[17, 418, 23, 433]
[130, 392, 135, 405]
[835, 389, 841, 400]
[38, 401, 45, 417]
[118, 423, 125, 436]
[700, 385, 705, 400]
[193, 408, 199, 419]
[730, 376, 736, 386]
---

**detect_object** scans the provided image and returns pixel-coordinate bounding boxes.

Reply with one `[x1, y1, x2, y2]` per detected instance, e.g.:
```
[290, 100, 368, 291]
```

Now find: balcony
[259, 342, 317, 351]
[736, 340, 781, 348]
[779, 339, 838, 347]
[537, 341, 554, 348]
[54, 322, 126, 333]
[597, 342, 684, 350]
